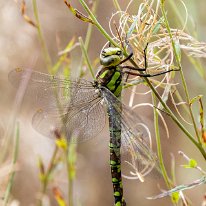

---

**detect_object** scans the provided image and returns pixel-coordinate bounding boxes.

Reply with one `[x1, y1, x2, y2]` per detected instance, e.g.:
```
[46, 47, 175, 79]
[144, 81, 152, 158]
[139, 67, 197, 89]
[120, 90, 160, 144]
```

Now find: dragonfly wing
[120, 121, 158, 179]
[32, 98, 106, 143]
[9, 68, 96, 107]
[9, 68, 106, 142]
[64, 97, 106, 143]
[32, 108, 62, 137]
[100, 87, 158, 177]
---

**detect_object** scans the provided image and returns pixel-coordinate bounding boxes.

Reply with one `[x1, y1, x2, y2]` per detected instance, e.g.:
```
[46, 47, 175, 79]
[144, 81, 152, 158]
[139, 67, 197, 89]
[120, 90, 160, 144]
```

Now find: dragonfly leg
[143, 42, 148, 70]
[122, 42, 180, 78]
[120, 42, 148, 82]
[119, 51, 133, 65]
[124, 69, 179, 77]
[121, 65, 146, 72]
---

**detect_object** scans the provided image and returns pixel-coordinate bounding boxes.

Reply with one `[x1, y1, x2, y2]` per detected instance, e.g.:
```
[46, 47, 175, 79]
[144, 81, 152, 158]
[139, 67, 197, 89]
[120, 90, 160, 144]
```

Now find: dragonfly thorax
[95, 66, 122, 97]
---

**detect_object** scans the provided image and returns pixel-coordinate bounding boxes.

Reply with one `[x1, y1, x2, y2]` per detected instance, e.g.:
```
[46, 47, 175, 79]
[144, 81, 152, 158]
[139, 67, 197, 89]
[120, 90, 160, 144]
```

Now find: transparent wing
[100, 87, 158, 179]
[9, 68, 106, 142]
[9, 68, 99, 106]
[32, 96, 106, 143]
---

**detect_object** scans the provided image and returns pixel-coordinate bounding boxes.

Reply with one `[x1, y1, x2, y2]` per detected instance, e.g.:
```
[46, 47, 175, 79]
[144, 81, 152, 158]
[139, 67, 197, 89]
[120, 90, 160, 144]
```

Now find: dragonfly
[9, 46, 176, 206]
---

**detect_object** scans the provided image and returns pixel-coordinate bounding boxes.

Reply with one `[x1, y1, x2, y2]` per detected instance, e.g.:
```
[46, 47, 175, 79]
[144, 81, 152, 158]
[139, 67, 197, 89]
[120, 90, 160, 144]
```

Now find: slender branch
[3, 123, 20, 206]
[77, 0, 206, 160]
[152, 94, 172, 188]
[79, 37, 95, 79]
[32, 0, 52, 72]
[38, 146, 58, 206]
[78, 0, 118, 47]
[160, 1, 206, 153]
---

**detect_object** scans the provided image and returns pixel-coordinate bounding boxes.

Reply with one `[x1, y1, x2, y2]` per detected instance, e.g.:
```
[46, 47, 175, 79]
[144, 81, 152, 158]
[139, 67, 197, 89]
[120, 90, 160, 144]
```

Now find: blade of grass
[38, 146, 59, 206]
[32, 0, 52, 72]
[79, 37, 95, 79]
[3, 122, 20, 206]
[152, 93, 172, 189]
[67, 143, 77, 206]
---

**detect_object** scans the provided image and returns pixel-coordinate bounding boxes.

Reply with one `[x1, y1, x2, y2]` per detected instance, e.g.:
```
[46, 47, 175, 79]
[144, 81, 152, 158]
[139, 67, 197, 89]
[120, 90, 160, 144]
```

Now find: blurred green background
[1, 0, 206, 206]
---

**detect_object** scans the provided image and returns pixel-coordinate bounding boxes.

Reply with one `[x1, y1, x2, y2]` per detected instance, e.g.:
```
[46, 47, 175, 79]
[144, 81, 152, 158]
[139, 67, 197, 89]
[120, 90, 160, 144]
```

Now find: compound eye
[116, 50, 122, 55]
[101, 50, 106, 57]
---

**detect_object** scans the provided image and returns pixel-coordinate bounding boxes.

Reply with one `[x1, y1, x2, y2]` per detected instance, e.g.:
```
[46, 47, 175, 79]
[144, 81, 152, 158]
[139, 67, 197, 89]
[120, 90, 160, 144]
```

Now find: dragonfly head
[100, 47, 123, 67]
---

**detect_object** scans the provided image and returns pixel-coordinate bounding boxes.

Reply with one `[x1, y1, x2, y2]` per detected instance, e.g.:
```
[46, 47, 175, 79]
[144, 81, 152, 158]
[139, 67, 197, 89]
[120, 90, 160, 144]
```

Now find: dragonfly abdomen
[107, 103, 126, 206]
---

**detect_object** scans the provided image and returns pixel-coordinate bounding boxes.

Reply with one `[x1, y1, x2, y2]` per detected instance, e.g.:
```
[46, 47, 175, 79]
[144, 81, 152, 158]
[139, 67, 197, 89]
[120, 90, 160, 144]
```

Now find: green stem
[152, 94, 171, 188]
[160, 1, 205, 150]
[32, 0, 52, 72]
[66, 147, 73, 206]
[147, 77, 206, 159]
[78, 0, 206, 160]
[113, 0, 122, 11]
[84, 0, 98, 49]
[79, 37, 95, 79]
[168, 0, 205, 78]
[38, 146, 58, 206]
[66, 143, 76, 206]
[78, 0, 119, 47]
[127, 57, 206, 158]
[76, 0, 98, 78]
[3, 123, 20, 206]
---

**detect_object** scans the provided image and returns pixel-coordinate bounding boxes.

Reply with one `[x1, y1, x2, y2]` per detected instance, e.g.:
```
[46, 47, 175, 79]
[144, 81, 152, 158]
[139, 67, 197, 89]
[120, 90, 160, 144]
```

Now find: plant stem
[160, 1, 206, 154]
[113, 0, 122, 11]
[76, 0, 98, 78]
[84, 0, 98, 49]
[79, 37, 95, 79]
[3, 123, 20, 206]
[38, 146, 58, 206]
[66, 147, 73, 206]
[148, 76, 206, 159]
[78, 0, 119, 47]
[32, 0, 52, 72]
[153, 94, 171, 187]
[67, 144, 76, 206]
[80, 0, 206, 159]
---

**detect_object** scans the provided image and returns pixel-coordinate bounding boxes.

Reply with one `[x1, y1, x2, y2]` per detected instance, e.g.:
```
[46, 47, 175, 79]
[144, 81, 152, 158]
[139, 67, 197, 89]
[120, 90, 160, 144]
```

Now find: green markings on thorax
[96, 66, 122, 97]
